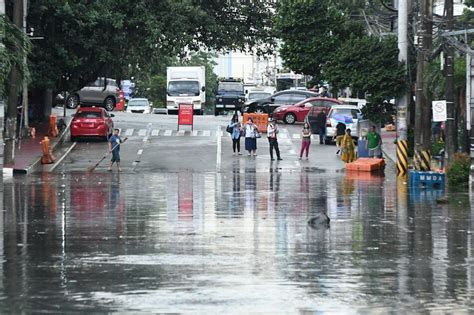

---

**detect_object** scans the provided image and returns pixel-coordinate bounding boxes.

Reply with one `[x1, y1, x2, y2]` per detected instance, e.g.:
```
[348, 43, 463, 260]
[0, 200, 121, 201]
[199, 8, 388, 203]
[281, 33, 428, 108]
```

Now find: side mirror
[110, 114, 115, 117]
[201, 86, 206, 92]
[245, 89, 248, 94]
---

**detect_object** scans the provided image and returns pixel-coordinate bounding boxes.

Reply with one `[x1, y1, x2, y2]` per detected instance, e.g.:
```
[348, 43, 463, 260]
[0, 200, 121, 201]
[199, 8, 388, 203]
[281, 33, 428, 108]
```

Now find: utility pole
[396, 0, 409, 176]
[1, 0, 5, 177]
[22, 0, 28, 131]
[445, 0, 456, 164]
[4, 0, 23, 165]
[413, 0, 432, 171]
[421, 0, 433, 153]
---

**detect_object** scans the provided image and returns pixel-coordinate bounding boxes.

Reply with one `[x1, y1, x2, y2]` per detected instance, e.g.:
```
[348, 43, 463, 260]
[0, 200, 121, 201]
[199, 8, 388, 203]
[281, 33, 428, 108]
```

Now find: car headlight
[218, 98, 222, 102]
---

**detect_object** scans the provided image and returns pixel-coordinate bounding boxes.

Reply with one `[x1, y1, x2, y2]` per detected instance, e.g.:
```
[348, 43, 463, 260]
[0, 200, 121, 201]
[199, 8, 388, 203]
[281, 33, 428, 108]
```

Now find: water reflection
[0, 171, 473, 313]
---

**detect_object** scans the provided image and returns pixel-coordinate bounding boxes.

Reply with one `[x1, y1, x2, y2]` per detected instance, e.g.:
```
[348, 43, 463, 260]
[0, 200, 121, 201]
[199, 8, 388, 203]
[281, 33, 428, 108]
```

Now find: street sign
[178, 104, 194, 130]
[432, 100, 447, 122]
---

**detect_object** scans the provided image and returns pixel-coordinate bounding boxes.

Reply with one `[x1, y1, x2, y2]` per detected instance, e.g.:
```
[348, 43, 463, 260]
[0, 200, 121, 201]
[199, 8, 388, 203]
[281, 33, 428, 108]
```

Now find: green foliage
[25, 0, 275, 93]
[0, 15, 31, 96]
[425, 55, 466, 100]
[446, 153, 470, 188]
[324, 35, 406, 123]
[431, 140, 445, 156]
[274, 0, 363, 77]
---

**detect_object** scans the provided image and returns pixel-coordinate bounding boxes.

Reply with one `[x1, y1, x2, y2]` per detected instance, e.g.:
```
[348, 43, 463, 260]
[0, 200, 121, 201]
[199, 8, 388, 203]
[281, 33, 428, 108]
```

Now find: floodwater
[1, 166, 473, 313]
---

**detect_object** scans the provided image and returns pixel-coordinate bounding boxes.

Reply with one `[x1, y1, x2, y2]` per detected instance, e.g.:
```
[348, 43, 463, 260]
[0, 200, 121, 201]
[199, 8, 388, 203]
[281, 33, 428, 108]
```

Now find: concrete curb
[15, 119, 72, 174]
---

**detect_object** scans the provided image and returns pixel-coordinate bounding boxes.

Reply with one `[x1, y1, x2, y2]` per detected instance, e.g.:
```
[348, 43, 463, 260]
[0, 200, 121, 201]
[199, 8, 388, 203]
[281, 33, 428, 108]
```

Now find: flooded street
[1, 166, 473, 313]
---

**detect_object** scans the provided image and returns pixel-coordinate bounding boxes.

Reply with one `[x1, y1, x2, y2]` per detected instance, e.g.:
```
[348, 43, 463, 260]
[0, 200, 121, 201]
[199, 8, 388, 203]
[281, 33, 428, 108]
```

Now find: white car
[325, 105, 362, 143]
[126, 98, 152, 114]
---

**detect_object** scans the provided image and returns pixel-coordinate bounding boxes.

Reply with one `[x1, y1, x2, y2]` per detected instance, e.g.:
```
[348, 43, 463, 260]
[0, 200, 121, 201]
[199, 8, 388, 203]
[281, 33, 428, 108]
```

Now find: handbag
[254, 130, 261, 138]
[226, 125, 233, 134]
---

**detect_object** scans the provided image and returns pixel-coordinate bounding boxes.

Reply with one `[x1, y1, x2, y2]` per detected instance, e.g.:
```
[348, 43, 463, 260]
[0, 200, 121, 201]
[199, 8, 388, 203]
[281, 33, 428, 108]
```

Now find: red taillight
[326, 119, 331, 127]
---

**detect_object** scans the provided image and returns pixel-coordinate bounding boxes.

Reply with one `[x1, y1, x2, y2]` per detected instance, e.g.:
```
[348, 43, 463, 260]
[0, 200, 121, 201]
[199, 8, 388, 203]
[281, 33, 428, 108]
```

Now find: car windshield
[218, 82, 243, 92]
[128, 100, 149, 106]
[248, 92, 270, 100]
[331, 108, 360, 119]
[76, 111, 101, 118]
[168, 81, 199, 96]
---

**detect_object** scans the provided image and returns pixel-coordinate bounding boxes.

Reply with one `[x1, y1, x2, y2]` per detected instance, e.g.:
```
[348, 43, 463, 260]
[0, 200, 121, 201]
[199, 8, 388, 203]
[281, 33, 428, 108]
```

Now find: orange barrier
[48, 114, 59, 137]
[242, 113, 268, 133]
[115, 91, 125, 111]
[41, 136, 55, 164]
[346, 158, 385, 172]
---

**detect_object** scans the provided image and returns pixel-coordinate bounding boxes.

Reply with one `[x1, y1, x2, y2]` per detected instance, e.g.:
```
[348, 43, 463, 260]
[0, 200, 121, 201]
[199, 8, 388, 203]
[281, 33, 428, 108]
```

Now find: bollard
[396, 140, 408, 176]
[41, 136, 55, 164]
[48, 114, 59, 137]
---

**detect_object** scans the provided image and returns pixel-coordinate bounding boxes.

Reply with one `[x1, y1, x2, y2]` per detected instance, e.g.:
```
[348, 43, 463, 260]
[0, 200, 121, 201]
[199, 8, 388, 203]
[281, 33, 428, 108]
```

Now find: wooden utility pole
[445, 0, 456, 164]
[4, 0, 23, 165]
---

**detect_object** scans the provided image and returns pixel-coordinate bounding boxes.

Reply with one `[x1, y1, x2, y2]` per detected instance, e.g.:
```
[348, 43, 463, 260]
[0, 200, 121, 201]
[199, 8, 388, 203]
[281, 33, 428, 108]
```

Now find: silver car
[126, 98, 152, 114]
[66, 78, 121, 111]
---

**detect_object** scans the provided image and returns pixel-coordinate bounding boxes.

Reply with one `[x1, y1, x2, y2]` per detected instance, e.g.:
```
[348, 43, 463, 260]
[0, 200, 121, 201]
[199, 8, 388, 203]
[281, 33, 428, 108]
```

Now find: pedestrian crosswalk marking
[164, 130, 172, 136]
[191, 130, 198, 136]
[152, 129, 160, 136]
[138, 129, 147, 136]
[177, 130, 185, 136]
[280, 134, 288, 139]
[311, 135, 317, 140]
[124, 128, 134, 136]
[292, 134, 301, 139]
[203, 130, 211, 137]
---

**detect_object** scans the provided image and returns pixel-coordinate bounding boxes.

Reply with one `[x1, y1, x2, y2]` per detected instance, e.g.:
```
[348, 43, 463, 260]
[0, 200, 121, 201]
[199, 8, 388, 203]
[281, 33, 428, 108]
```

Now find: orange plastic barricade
[242, 113, 268, 133]
[48, 114, 59, 137]
[346, 158, 385, 172]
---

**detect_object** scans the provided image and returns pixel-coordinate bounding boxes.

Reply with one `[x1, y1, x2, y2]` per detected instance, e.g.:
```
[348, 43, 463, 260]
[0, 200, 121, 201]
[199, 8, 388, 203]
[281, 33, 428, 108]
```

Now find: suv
[214, 79, 245, 115]
[66, 78, 121, 111]
[242, 90, 319, 115]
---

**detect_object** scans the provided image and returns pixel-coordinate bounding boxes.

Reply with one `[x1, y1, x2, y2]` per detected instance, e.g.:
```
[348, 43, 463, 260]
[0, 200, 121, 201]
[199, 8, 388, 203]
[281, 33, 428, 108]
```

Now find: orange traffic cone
[41, 136, 55, 164]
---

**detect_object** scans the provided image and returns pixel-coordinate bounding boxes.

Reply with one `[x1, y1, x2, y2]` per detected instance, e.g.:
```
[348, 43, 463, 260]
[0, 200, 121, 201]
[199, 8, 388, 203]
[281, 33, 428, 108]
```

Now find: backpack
[226, 125, 233, 134]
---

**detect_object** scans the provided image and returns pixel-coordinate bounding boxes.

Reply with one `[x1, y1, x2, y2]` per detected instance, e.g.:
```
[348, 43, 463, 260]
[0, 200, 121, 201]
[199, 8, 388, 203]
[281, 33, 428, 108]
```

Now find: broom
[87, 137, 128, 172]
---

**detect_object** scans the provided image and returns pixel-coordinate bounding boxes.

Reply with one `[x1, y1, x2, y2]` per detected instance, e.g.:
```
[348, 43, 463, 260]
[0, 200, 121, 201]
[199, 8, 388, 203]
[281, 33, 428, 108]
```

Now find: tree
[323, 35, 406, 123]
[274, 0, 363, 77]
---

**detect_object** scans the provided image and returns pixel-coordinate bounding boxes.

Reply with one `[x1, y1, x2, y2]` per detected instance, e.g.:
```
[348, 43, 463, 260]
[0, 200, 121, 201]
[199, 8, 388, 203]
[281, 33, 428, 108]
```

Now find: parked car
[325, 105, 362, 143]
[273, 97, 342, 124]
[70, 107, 114, 142]
[242, 90, 319, 114]
[66, 78, 121, 111]
[126, 98, 152, 114]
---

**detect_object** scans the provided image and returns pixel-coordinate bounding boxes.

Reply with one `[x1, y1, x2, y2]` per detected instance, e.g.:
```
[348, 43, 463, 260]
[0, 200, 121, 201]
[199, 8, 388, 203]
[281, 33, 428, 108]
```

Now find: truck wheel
[215, 108, 220, 116]
[284, 113, 296, 124]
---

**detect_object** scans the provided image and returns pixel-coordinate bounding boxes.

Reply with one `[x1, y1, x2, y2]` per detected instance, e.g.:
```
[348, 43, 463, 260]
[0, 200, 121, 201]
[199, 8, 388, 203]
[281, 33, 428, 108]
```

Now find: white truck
[166, 66, 206, 115]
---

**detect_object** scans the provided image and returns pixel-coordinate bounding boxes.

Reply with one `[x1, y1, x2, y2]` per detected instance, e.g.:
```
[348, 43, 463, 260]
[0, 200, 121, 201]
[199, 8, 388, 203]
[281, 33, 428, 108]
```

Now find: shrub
[431, 140, 445, 156]
[446, 153, 470, 187]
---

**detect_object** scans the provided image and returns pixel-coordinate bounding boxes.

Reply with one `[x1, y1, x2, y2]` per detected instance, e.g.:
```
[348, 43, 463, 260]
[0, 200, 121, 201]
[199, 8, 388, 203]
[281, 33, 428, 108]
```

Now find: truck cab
[214, 78, 245, 115]
[166, 66, 206, 115]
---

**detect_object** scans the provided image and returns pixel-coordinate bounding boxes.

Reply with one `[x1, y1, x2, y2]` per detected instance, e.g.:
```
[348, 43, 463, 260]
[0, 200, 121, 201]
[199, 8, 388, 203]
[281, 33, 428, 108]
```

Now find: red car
[70, 107, 114, 141]
[272, 97, 342, 124]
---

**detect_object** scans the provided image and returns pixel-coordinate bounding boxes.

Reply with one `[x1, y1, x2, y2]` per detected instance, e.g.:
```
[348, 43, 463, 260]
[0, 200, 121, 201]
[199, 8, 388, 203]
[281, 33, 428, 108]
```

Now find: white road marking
[137, 149, 143, 155]
[152, 129, 160, 136]
[280, 134, 288, 139]
[125, 128, 134, 136]
[311, 135, 317, 140]
[143, 136, 148, 142]
[292, 134, 301, 139]
[289, 149, 296, 155]
[191, 130, 199, 136]
[177, 130, 185, 136]
[49, 142, 77, 172]
[216, 126, 221, 172]
[203, 130, 211, 137]
[164, 130, 172, 136]
[138, 129, 147, 136]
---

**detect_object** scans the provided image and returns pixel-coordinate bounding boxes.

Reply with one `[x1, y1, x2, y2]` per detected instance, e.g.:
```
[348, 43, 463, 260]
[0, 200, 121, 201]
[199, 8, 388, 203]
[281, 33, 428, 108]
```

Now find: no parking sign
[432, 100, 447, 122]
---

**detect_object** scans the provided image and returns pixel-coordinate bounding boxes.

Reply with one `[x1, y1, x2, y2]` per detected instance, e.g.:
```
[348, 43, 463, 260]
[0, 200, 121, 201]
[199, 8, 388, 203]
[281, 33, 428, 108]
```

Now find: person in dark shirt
[334, 122, 346, 155]
[315, 110, 327, 144]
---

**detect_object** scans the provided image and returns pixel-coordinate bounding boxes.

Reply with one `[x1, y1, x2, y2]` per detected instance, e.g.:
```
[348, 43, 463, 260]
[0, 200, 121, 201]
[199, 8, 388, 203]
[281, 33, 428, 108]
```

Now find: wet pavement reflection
[1, 167, 473, 313]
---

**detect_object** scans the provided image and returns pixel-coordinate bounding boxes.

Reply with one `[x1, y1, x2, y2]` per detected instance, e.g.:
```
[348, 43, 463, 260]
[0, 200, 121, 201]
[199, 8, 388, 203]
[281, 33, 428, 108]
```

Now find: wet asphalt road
[1, 111, 474, 313]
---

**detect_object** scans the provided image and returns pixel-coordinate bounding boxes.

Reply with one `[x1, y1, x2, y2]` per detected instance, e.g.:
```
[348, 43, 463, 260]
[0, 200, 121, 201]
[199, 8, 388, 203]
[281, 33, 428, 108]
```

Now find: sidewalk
[3, 116, 70, 174]
[381, 129, 397, 163]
